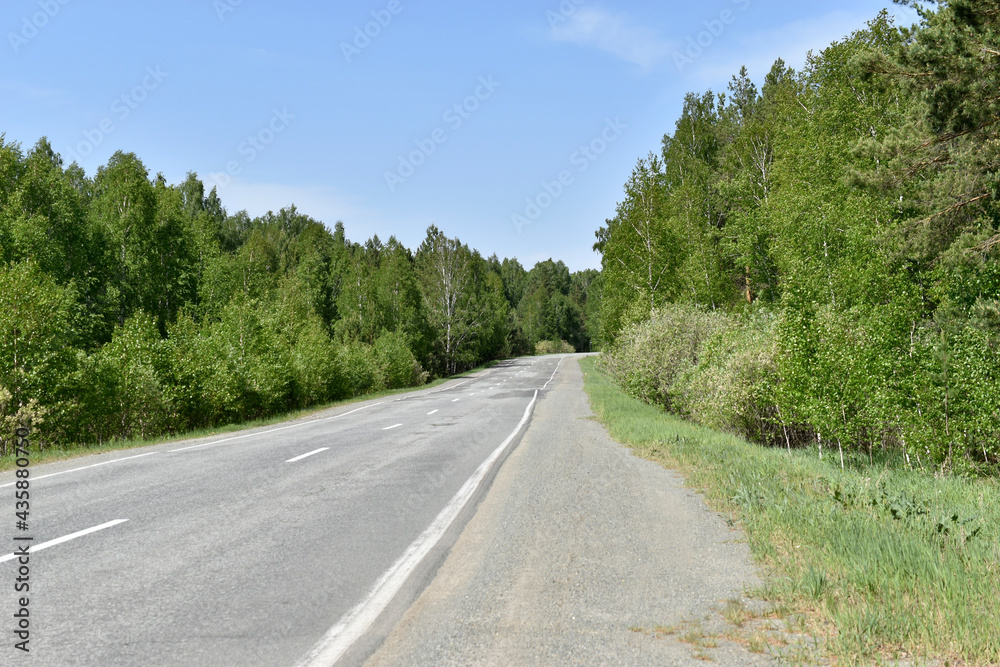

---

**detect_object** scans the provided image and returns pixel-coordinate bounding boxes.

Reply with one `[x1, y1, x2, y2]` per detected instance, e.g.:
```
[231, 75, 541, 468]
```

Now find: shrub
[534, 339, 575, 355]
[98, 312, 171, 439]
[193, 300, 293, 424]
[375, 331, 426, 389]
[600, 304, 726, 410]
[0, 260, 76, 447]
[677, 311, 783, 445]
[287, 316, 342, 406]
[336, 341, 384, 396]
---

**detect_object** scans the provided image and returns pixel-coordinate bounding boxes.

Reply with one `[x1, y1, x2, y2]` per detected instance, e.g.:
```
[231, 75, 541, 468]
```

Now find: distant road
[0, 355, 565, 666]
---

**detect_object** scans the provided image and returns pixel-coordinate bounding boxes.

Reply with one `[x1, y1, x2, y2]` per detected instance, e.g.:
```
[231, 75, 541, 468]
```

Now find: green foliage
[0, 387, 47, 456]
[678, 311, 782, 445]
[267, 275, 343, 407]
[515, 259, 589, 352]
[0, 260, 76, 446]
[582, 356, 1000, 664]
[595, 6, 1000, 472]
[197, 300, 292, 423]
[533, 339, 574, 355]
[335, 340, 384, 397]
[415, 225, 517, 375]
[600, 304, 726, 410]
[375, 330, 427, 389]
[70, 312, 171, 443]
[0, 136, 593, 451]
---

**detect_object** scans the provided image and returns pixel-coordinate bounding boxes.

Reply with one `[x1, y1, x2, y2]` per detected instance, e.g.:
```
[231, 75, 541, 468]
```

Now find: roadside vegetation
[0, 137, 596, 453]
[593, 3, 1000, 471]
[581, 356, 1000, 665]
[589, 7, 1000, 658]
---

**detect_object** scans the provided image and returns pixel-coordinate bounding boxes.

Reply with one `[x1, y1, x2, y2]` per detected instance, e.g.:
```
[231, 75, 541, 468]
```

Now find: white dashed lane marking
[0, 520, 129, 564]
[286, 448, 329, 463]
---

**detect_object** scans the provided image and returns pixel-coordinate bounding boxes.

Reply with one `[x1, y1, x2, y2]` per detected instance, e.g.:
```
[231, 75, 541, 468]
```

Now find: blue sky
[1, 0, 917, 271]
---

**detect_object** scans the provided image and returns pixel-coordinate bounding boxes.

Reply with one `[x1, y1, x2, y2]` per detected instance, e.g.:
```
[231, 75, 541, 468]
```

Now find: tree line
[0, 143, 595, 451]
[594, 2, 1000, 472]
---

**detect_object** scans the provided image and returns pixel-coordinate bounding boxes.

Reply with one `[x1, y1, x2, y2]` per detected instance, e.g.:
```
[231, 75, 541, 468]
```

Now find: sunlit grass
[580, 356, 1000, 665]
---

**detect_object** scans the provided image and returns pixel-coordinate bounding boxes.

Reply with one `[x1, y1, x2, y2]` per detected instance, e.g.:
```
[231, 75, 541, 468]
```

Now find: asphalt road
[0, 355, 564, 666]
[366, 356, 772, 666]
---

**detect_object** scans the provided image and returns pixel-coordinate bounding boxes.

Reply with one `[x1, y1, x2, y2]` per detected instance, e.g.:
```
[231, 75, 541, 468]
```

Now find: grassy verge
[0, 361, 499, 472]
[579, 356, 1000, 665]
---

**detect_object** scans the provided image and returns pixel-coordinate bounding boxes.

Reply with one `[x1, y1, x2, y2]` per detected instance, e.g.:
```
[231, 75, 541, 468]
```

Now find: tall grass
[580, 356, 1000, 665]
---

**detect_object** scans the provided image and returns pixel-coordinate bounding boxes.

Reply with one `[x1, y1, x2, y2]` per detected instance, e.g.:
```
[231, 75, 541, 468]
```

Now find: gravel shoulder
[364, 356, 774, 666]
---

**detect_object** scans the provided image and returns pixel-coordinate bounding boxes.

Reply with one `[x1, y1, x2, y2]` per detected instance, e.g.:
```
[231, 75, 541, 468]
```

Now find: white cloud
[550, 7, 672, 70]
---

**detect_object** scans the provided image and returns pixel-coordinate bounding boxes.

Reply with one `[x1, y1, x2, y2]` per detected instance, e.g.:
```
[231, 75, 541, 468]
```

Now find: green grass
[1, 361, 499, 472]
[579, 356, 1000, 665]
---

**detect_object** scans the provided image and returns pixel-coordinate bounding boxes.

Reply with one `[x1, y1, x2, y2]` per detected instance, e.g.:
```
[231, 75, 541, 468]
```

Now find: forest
[594, 1, 1000, 473]
[5, 1, 998, 476]
[0, 144, 596, 452]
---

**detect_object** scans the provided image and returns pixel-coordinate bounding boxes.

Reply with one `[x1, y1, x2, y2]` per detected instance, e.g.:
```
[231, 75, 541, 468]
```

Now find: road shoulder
[365, 355, 773, 666]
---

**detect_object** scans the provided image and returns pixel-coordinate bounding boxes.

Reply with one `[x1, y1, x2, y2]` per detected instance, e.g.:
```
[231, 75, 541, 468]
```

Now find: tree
[596, 154, 680, 344]
[0, 261, 76, 445]
[416, 226, 497, 375]
[90, 151, 158, 329]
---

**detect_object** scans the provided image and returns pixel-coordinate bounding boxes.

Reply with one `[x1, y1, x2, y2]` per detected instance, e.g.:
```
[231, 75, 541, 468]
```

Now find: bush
[287, 315, 343, 407]
[80, 312, 172, 441]
[534, 339, 574, 355]
[161, 313, 212, 429]
[677, 311, 783, 445]
[375, 331, 426, 389]
[602, 298, 1000, 470]
[599, 304, 726, 410]
[0, 387, 47, 455]
[192, 301, 293, 424]
[336, 341, 384, 397]
[0, 261, 77, 447]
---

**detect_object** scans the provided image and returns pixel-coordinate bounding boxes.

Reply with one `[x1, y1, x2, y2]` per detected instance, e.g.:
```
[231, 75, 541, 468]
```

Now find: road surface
[0, 355, 562, 666]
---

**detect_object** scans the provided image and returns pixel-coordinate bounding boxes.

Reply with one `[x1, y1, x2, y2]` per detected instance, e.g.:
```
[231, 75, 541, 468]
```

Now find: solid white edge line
[540, 356, 565, 391]
[286, 448, 330, 464]
[168, 402, 384, 453]
[0, 452, 159, 489]
[0, 520, 129, 564]
[294, 389, 540, 667]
